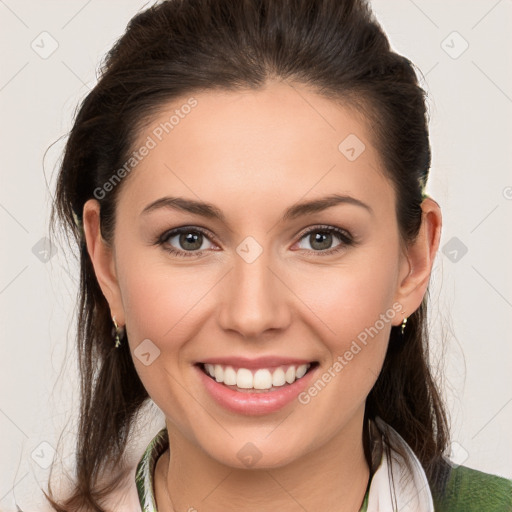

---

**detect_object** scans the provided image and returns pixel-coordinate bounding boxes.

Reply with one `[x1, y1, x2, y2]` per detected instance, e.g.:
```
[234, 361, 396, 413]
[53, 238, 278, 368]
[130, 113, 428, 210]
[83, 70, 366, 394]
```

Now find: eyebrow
[140, 193, 373, 222]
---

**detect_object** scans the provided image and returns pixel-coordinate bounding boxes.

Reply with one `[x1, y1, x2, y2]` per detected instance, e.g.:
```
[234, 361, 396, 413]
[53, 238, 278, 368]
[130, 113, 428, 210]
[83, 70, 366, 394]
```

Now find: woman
[46, 0, 512, 510]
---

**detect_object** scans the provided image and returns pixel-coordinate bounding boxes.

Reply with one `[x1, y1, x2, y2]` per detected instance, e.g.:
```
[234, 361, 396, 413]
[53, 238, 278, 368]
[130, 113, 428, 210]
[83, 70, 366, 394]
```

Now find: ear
[82, 199, 125, 325]
[392, 197, 442, 324]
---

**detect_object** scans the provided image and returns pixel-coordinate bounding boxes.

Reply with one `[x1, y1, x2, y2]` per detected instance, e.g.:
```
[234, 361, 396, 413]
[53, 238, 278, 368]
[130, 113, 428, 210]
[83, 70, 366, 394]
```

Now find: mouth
[196, 361, 319, 393]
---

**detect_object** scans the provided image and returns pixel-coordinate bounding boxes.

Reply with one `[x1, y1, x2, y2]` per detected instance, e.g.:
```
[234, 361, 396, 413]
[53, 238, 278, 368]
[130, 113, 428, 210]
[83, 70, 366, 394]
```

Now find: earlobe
[393, 198, 442, 324]
[82, 199, 125, 324]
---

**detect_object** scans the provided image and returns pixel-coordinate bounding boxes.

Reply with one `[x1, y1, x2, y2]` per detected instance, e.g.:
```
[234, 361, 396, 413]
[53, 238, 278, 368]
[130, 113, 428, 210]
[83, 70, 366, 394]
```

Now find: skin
[83, 80, 442, 511]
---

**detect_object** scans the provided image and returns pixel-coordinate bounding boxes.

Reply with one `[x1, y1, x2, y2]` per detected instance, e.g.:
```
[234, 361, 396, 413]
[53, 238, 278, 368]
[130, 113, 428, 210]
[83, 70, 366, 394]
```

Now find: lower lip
[195, 364, 318, 415]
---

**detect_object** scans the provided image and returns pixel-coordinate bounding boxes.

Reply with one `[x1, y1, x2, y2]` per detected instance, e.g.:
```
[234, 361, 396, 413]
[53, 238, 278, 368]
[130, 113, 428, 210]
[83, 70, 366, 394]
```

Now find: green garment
[136, 427, 512, 511]
[432, 464, 512, 512]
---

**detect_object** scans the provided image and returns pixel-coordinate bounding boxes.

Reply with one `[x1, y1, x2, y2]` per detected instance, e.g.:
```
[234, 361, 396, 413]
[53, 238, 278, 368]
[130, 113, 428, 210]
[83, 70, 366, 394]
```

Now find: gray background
[1, 0, 511, 509]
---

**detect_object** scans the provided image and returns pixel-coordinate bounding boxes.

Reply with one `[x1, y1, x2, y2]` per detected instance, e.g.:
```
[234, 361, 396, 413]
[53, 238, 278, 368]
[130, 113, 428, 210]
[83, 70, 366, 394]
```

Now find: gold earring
[401, 316, 408, 336]
[112, 316, 125, 348]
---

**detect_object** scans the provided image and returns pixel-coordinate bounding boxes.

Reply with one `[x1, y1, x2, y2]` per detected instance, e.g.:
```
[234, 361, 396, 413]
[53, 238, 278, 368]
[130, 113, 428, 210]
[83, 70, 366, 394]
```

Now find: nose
[217, 250, 291, 339]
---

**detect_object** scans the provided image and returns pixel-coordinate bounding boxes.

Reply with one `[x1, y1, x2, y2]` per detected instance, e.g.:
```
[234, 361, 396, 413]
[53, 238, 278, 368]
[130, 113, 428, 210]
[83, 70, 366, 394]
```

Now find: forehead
[120, 81, 394, 218]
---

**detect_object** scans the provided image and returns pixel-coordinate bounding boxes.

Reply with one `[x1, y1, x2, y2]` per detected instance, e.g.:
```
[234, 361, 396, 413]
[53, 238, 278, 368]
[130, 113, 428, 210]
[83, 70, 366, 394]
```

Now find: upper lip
[197, 356, 316, 369]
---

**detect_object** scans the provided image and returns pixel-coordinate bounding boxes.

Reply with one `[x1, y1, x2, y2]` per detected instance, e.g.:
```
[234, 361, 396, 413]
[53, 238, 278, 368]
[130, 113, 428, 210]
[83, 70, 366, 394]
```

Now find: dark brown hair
[48, 0, 450, 509]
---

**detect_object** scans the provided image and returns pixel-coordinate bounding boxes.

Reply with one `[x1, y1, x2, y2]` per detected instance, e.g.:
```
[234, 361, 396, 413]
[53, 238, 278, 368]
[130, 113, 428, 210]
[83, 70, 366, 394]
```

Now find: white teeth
[214, 364, 224, 382]
[295, 364, 308, 379]
[236, 368, 253, 389]
[205, 363, 215, 378]
[202, 363, 312, 389]
[253, 369, 273, 390]
[285, 366, 296, 384]
[272, 368, 286, 387]
[223, 366, 237, 386]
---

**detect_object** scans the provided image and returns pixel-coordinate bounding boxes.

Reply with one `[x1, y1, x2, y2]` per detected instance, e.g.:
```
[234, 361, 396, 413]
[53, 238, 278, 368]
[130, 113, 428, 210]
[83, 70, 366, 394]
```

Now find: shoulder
[432, 464, 512, 512]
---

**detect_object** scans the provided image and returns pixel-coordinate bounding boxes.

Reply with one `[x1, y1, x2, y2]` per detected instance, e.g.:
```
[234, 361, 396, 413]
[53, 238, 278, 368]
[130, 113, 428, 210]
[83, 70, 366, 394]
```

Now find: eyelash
[155, 225, 356, 258]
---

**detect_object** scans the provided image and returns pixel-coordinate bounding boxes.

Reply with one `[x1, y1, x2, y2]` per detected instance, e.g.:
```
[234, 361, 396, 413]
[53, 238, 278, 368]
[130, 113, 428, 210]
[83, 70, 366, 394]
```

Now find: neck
[155, 413, 370, 512]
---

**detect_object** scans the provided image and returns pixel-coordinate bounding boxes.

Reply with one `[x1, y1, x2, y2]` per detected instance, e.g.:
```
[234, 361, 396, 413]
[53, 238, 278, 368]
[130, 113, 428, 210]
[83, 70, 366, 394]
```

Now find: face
[84, 80, 433, 470]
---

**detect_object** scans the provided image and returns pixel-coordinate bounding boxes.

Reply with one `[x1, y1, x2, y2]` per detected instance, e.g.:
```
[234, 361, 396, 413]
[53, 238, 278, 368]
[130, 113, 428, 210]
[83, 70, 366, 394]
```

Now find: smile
[200, 362, 315, 391]
[194, 358, 319, 415]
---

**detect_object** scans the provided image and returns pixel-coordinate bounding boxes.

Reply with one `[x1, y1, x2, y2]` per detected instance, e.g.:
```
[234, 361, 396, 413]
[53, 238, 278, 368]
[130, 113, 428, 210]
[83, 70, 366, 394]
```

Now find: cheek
[117, 252, 218, 344]
[289, 254, 400, 349]
[285, 249, 401, 403]
[116, 257, 217, 430]
[291, 264, 398, 433]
